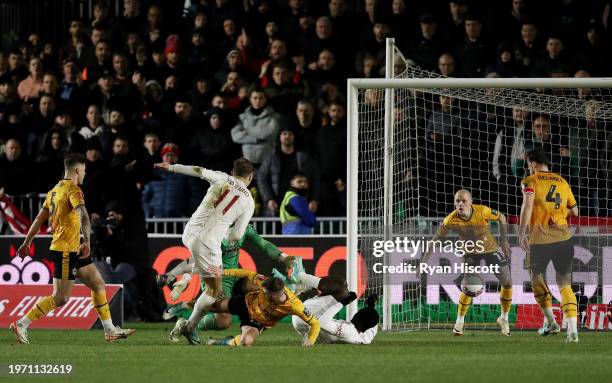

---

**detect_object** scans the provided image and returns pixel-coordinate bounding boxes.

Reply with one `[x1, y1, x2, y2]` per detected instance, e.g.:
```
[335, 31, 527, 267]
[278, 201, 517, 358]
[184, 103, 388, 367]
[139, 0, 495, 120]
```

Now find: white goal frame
[345, 55, 612, 329]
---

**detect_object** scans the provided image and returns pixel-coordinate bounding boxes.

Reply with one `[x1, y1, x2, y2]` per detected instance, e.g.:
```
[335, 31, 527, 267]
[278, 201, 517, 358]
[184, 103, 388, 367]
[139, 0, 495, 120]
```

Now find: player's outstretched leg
[78, 264, 135, 342]
[453, 292, 471, 336]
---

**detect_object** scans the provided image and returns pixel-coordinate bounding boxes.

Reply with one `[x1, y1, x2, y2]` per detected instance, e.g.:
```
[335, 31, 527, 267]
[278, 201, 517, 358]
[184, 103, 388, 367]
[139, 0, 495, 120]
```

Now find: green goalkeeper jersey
[220, 224, 282, 270]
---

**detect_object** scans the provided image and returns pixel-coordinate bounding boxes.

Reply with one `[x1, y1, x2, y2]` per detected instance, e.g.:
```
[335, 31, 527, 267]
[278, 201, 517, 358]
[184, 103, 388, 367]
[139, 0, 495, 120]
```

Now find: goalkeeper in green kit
[156, 224, 298, 331]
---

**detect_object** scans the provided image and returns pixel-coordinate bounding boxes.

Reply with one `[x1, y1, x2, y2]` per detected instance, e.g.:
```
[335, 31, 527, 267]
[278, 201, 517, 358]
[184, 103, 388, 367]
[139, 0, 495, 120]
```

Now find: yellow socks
[500, 287, 512, 320]
[25, 296, 57, 322]
[228, 335, 242, 346]
[91, 291, 115, 333]
[457, 292, 472, 323]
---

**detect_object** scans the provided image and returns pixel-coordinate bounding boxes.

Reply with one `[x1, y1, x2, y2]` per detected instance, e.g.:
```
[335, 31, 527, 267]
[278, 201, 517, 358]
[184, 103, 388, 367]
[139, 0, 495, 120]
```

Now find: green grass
[2, 323, 611, 383]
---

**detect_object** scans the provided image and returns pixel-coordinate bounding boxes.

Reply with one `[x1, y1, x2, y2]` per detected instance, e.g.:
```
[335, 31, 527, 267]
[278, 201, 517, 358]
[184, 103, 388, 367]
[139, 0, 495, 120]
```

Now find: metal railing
[146, 217, 346, 236]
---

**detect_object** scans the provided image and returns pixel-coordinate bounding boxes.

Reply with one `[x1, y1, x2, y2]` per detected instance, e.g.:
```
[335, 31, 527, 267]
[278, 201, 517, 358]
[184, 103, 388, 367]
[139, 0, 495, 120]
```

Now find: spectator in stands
[58, 58, 86, 119]
[35, 127, 67, 191]
[280, 173, 317, 234]
[455, 14, 490, 77]
[486, 43, 523, 77]
[80, 25, 106, 69]
[531, 35, 574, 77]
[144, 4, 165, 47]
[574, 20, 610, 77]
[82, 138, 108, 217]
[515, 19, 541, 74]
[105, 136, 143, 213]
[17, 56, 44, 101]
[525, 114, 570, 179]
[58, 19, 85, 65]
[190, 73, 214, 118]
[493, 106, 531, 181]
[231, 87, 280, 165]
[264, 63, 303, 115]
[258, 126, 319, 217]
[24, 94, 56, 155]
[142, 132, 161, 164]
[437, 53, 455, 77]
[54, 112, 83, 153]
[85, 40, 112, 85]
[79, 104, 105, 141]
[441, 0, 469, 43]
[307, 49, 342, 99]
[317, 100, 346, 216]
[163, 96, 199, 153]
[0, 138, 34, 196]
[141, 143, 192, 218]
[219, 71, 245, 111]
[303, 16, 341, 72]
[355, 19, 390, 75]
[290, 99, 320, 154]
[6, 49, 27, 83]
[190, 107, 235, 171]
[0, 75, 22, 134]
[406, 12, 448, 71]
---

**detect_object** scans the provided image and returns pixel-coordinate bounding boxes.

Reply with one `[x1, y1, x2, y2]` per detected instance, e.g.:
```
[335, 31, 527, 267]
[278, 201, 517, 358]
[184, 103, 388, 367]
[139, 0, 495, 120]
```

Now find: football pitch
[2, 323, 611, 383]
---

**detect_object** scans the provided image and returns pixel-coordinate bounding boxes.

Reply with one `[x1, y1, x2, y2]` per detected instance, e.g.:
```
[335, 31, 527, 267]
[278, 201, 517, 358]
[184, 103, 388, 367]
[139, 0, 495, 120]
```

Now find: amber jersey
[223, 268, 320, 343]
[439, 204, 501, 254]
[42, 180, 85, 252]
[521, 171, 576, 244]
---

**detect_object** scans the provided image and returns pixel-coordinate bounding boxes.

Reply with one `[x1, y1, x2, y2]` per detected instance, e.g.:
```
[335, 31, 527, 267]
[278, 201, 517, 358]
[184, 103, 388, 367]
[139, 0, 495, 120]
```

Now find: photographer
[92, 200, 150, 319]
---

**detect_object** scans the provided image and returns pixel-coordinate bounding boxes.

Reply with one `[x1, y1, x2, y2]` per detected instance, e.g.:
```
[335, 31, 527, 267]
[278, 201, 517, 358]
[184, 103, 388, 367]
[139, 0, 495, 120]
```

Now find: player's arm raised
[76, 205, 91, 259]
[154, 162, 226, 183]
[16, 207, 49, 258]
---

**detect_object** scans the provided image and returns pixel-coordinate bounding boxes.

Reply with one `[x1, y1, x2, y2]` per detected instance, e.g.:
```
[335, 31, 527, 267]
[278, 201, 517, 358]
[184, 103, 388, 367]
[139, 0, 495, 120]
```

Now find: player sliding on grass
[155, 158, 255, 344]
[519, 148, 579, 343]
[10, 153, 134, 343]
[422, 189, 513, 336]
[172, 266, 320, 346]
[156, 223, 297, 331]
[292, 294, 380, 345]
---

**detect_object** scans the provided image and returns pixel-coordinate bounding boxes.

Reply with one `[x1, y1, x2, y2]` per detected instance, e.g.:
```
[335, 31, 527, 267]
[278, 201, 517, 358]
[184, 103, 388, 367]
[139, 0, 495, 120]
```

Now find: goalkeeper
[156, 224, 296, 331]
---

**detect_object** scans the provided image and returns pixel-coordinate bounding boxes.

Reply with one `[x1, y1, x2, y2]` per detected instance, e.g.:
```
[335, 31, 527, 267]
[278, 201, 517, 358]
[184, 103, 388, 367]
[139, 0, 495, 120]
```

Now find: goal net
[346, 39, 612, 332]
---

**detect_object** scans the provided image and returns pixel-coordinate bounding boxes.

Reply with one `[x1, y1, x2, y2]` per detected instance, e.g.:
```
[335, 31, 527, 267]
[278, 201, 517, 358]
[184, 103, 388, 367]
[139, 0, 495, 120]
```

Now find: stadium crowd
[0, 0, 611, 227]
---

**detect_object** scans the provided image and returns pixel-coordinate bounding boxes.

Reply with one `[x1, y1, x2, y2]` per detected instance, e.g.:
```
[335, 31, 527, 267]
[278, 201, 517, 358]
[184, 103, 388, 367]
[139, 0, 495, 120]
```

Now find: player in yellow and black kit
[422, 189, 513, 336]
[170, 266, 320, 346]
[519, 148, 579, 342]
[9, 153, 134, 344]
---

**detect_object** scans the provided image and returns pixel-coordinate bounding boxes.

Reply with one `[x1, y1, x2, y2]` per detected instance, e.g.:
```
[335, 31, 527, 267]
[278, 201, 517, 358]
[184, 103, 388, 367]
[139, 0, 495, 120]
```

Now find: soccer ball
[461, 275, 484, 297]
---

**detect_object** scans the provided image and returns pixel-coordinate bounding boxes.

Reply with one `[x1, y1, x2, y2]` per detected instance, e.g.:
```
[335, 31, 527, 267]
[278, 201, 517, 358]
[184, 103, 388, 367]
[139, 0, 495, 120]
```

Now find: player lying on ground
[156, 223, 297, 331]
[422, 189, 513, 336]
[207, 259, 375, 345]
[170, 267, 320, 346]
[291, 294, 379, 345]
[154, 158, 256, 343]
[9, 153, 134, 344]
[519, 148, 579, 343]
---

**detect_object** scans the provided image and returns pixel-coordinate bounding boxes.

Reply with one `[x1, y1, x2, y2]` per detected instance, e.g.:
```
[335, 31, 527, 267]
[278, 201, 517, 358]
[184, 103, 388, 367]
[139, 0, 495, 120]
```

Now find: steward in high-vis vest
[279, 173, 316, 234]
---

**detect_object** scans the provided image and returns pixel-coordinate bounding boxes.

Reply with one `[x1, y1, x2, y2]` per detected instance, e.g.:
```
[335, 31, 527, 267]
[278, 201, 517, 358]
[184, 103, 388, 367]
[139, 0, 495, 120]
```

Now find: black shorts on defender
[528, 238, 574, 275]
[464, 248, 509, 269]
[50, 250, 93, 280]
[227, 294, 266, 332]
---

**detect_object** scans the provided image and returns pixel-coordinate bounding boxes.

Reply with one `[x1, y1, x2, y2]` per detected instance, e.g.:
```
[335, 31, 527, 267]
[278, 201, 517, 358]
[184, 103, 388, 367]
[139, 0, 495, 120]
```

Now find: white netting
[353, 44, 612, 331]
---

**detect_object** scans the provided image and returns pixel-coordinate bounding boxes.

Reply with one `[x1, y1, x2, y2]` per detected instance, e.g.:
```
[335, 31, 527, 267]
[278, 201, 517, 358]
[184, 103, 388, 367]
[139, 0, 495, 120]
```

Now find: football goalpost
[347, 38, 612, 331]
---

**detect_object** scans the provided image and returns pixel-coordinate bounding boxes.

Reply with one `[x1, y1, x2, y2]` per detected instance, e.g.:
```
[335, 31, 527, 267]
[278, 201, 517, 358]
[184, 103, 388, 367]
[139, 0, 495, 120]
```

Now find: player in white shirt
[292, 294, 379, 345]
[155, 158, 255, 344]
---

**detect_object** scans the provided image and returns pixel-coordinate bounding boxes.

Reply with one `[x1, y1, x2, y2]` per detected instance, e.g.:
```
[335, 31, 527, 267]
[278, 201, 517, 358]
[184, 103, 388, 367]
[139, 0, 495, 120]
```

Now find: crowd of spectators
[0, 0, 611, 225]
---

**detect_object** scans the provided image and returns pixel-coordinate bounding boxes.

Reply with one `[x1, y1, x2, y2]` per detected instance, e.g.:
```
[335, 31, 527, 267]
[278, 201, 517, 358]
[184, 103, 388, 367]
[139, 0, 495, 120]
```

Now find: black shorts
[227, 295, 266, 332]
[528, 239, 574, 275]
[465, 248, 509, 269]
[50, 250, 92, 280]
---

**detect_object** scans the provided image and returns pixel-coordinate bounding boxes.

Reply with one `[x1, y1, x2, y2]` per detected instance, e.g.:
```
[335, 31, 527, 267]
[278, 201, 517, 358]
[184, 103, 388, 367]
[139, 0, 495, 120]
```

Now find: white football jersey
[184, 167, 255, 251]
